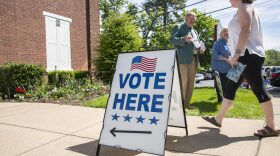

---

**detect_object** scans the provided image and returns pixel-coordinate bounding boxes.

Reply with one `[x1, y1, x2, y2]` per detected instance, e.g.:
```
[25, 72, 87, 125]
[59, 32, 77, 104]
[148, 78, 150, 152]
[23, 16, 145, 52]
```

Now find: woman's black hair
[242, 0, 253, 4]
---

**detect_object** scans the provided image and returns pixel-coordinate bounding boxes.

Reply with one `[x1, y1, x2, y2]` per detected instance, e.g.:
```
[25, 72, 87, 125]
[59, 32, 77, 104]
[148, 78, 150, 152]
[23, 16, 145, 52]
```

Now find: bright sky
[130, 0, 280, 51]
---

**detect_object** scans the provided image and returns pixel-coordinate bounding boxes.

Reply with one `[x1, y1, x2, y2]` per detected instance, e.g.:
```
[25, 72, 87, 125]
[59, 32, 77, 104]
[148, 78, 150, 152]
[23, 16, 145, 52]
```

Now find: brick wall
[0, 0, 100, 71]
[90, 0, 100, 63]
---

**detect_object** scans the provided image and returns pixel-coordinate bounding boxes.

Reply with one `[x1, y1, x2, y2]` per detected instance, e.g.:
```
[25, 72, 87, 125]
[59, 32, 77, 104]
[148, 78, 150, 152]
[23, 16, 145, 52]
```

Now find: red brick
[0, 0, 100, 71]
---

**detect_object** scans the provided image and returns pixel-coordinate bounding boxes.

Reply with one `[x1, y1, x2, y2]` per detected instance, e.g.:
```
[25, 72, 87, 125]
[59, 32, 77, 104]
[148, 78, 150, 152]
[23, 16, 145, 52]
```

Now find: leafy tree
[143, 0, 186, 27]
[128, 0, 186, 49]
[99, 1, 217, 69]
[264, 49, 280, 66]
[100, 0, 128, 20]
[95, 13, 143, 83]
[192, 9, 217, 68]
[127, 2, 216, 69]
[149, 24, 175, 50]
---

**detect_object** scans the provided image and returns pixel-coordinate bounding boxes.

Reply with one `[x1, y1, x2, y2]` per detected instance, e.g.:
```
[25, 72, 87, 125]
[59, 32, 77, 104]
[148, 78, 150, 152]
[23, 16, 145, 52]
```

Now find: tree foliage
[95, 13, 143, 83]
[264, 49, 280, 66]
[126, 2, 217, 68]
[192, 9, 217, 68]
[100, 0, 128, 20]
[148, 9, 217, 68]
[98, 0, 218, 81]
[126, 0, 186, 50]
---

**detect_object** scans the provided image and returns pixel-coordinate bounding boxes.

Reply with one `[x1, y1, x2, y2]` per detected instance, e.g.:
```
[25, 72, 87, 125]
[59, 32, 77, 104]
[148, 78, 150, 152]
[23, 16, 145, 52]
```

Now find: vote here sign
[98, 50, 177, 155]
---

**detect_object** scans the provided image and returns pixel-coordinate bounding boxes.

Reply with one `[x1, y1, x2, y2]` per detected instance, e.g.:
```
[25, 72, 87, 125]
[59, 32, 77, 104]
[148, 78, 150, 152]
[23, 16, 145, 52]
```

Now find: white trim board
[43, 11, 72, 23]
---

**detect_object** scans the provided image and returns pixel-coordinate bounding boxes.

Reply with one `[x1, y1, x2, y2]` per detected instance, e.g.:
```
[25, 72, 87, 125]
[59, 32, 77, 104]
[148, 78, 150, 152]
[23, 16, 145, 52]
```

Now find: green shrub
[74, 71, 89, 79]
[0, 63, 46, 99]
[48, 71, 89, 87]
[25, 84, 49, 100]
[38, 78, 107, 101]
[48, 71, 75, 87]
[95, 12, 143, 83]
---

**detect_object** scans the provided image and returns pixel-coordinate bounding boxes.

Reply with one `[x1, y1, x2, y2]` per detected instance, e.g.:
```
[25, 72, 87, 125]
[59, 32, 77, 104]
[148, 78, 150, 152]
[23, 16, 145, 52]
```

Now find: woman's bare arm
[230, 4, 253, 66]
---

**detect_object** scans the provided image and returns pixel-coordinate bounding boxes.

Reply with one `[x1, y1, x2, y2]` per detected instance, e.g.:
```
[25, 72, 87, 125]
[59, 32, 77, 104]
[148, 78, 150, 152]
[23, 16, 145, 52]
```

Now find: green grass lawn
[188, 87, 263, 119]
[83, 87, 264, 119]
[83, 94, 109, 108]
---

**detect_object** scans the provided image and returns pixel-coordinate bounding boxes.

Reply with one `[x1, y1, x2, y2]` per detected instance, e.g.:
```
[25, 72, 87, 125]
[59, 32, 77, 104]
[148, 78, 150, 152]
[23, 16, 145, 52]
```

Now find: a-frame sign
[96, 50, 187, 156]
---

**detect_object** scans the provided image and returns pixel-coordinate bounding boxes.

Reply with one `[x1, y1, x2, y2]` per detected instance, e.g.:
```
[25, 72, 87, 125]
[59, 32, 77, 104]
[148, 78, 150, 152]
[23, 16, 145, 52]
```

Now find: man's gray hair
[186, 11, 196, 17]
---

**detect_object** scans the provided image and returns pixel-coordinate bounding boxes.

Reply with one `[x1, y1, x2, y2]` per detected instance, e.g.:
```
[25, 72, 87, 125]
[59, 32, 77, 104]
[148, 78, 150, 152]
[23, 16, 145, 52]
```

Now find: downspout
[85, 0, 93, 82]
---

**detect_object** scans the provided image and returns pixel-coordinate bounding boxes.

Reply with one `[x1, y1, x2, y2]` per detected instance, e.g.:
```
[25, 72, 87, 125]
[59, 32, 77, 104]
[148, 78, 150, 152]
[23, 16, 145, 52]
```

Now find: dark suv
[269, 67, 280, 87]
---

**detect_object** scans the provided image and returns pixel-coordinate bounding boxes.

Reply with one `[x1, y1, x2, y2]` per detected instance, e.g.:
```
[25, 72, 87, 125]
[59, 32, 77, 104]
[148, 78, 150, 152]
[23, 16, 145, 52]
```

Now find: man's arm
[170, 25, 186, 47]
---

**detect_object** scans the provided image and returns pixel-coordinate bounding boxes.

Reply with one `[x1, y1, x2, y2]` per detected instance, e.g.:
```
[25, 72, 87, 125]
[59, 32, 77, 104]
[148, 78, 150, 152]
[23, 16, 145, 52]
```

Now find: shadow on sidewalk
[67, 140, 140, 156]
[165, 127, 258, 153]
[67, 127, 258, 156]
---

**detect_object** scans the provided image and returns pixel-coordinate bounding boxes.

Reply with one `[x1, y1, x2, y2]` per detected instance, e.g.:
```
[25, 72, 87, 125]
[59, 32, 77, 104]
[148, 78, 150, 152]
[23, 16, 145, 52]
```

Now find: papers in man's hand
[200, 41, 206, 51]
[226, 62, 247, 83]
[192, 39, 201, 49]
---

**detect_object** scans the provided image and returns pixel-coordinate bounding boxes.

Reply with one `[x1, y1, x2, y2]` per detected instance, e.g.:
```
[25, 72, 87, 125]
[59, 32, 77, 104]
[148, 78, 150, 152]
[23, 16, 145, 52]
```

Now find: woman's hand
[226, 59, 231, 64]
[229, 54, 240, 67]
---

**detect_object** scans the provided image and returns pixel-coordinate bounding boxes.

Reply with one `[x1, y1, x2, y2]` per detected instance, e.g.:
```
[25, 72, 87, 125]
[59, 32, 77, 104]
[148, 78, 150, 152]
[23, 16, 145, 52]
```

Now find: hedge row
[0, 63, 45, 98]
[0, 63, 88, 99]
[48, 70, 88, 87]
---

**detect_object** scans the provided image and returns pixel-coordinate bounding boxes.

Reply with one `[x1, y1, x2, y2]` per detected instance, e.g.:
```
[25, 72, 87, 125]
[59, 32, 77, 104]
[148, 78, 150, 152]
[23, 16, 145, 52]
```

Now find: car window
[272, 67, 280, 72]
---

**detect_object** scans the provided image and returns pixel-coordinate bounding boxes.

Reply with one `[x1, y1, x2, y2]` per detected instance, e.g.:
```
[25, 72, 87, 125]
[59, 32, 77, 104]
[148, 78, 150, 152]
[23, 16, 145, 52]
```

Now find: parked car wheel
[195, 73, 204, 83]
[269, 67, 280, 87]
[203, 72, 213, 80]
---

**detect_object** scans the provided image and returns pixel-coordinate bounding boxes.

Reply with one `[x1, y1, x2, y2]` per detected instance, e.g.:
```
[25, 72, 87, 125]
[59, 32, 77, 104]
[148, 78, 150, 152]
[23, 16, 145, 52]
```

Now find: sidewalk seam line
[254, 138, 262, 156]
[0, 122, 101, 139]
[167, 150, 221, 156]
[14, 121, 102, 156]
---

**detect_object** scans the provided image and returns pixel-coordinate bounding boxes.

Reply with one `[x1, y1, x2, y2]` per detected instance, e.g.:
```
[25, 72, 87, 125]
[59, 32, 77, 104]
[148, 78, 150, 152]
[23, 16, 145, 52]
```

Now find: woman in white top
[203, 0, 279, 137]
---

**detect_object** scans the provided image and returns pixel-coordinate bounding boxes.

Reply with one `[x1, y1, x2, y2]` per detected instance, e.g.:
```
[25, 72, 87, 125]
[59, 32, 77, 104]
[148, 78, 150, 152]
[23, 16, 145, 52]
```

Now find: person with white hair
[211, 27, 231, 102]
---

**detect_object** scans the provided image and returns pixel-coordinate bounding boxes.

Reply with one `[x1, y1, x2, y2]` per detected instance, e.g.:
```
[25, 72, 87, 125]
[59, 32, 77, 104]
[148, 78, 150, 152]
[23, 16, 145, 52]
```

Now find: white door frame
[43, 11, 72, 71]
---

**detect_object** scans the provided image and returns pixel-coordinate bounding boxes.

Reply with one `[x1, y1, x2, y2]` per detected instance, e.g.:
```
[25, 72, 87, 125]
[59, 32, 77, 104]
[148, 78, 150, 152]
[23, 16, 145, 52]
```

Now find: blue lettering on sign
[137, 94, 150, 112]
[154, 73, 166, 89]
[114, 72, 167, 113]
[129, 73, 141, 89]
[112, 93, 125, 110]
[142, 73, 154, 89]
[119, 74, 130, 88]
[151, 94, 164, 112]
[125, 94, 137, 110]
[119, 73, 166, 89]
[112, 93, 164, 113]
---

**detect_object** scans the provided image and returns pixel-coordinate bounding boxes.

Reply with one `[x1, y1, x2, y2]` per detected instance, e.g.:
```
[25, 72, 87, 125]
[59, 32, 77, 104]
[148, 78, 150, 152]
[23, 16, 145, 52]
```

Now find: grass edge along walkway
[83, 87, 263, 119]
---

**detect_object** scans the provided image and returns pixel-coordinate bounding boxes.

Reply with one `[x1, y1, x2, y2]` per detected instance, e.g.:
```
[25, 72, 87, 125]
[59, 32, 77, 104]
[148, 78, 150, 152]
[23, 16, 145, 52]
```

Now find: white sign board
[168, 58, 186, 127]
[98, 50, 186, 156]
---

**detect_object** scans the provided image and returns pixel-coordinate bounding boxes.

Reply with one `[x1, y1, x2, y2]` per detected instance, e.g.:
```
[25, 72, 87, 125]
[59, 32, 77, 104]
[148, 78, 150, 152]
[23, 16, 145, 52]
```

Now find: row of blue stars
[111, 113, 159, 125]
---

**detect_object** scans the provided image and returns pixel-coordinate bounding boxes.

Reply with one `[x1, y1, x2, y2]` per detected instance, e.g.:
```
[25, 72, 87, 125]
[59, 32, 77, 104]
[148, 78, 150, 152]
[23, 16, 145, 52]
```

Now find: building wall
[90, 0, 100, 67]
[0, 0, 99, 71]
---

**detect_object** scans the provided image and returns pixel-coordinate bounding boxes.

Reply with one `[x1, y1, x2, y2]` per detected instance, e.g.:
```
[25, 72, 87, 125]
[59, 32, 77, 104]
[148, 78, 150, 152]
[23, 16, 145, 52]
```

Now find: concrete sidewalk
[0, 88, 279, 156]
